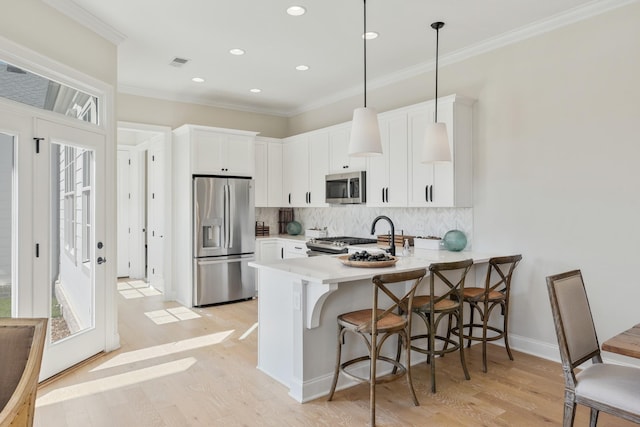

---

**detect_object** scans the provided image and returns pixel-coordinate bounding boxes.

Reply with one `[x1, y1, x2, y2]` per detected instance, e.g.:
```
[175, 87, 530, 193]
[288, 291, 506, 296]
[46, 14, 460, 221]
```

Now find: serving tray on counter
[337, 255, 398, 268]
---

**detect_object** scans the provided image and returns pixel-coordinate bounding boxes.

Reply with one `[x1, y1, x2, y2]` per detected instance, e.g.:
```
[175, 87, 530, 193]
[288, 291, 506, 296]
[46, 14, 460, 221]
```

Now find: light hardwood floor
[34, 286, 636, 426]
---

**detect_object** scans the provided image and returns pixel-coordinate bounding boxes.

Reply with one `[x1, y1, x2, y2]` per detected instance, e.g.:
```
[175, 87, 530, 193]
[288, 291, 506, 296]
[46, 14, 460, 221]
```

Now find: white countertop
[249, 249, 496, 284]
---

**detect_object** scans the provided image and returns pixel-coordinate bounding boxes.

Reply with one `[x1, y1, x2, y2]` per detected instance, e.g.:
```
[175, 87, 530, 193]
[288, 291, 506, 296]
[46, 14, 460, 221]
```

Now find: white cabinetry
[254, 137, 283, 207]
[284, 240, 307, 258]
[255, 140, 268, 206]
[328, 124, 366, 173]
[256, 238, 306, 261]
[282, 132, 328, 207]
[407, 95, 473, 207]
[366, 111, 408, 207]
[256, 238, 284, 262]
[174, 124, 256, 177]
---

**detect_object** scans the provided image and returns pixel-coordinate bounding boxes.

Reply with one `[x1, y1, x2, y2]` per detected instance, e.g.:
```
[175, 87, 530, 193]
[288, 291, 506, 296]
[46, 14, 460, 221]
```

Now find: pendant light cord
[363, 0, 367, 108]
[434, 23, 439, 122]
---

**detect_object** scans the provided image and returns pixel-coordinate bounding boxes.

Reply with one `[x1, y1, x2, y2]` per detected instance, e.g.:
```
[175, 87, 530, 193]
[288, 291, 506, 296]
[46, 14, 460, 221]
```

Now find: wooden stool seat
[461, 287, 505, 301]
[412, 295, 458, 311]
[338, 309, 406, 333]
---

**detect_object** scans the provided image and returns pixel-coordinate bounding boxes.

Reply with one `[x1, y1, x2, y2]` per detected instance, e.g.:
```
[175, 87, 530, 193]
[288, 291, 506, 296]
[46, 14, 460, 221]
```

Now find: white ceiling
[49, 0, 630, 117]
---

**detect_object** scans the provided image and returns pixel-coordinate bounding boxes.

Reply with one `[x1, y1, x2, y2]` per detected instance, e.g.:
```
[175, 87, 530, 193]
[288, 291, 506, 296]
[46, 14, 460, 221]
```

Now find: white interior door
[34, 118, 107, 380]
[147, 144, 165, 292]
[117, 149, 131, 277]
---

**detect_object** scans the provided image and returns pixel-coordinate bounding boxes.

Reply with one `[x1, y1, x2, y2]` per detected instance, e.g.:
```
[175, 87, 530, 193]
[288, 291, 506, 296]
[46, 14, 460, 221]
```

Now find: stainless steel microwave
[325, 171, 366, 204]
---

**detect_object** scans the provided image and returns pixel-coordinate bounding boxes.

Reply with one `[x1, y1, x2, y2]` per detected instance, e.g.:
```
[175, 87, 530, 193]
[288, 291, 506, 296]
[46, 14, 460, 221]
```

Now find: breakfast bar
[249, 249, 495, 403]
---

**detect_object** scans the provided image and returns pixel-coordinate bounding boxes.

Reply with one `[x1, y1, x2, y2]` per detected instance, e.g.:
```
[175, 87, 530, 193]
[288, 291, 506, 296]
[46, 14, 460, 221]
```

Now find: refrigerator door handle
[227, 183, 234, 248]
[223, 184, 229, 248]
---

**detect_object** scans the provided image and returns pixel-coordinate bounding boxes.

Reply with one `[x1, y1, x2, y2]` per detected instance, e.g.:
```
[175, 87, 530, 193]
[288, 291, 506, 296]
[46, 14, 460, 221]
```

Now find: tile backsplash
[256, 206, 472, 247]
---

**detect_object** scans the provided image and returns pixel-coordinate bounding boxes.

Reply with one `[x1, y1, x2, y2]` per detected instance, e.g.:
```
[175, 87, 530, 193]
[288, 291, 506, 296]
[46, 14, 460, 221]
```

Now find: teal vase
[443, 230, 467, 252]
[286, 221, 302, 235]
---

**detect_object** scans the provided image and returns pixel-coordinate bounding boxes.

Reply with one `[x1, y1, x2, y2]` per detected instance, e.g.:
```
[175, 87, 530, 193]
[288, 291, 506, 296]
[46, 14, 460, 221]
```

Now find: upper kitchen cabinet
[407, 95, 473, 207]
[254, 137, 284, 208]
[282, 131, 329, 207]
[366, 110, 408, 207]
[173, 124, 257, 177]
[328, 124, 366, 173]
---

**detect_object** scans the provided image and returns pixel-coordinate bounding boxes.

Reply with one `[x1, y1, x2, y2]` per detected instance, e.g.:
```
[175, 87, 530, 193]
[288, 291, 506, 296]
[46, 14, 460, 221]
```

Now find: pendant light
[348, 0, 382, 157]
[421, 21, 451, 163]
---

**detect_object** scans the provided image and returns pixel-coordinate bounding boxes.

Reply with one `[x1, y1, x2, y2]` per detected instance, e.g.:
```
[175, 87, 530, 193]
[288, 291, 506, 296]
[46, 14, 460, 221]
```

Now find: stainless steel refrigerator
[193, 175, 255, 306]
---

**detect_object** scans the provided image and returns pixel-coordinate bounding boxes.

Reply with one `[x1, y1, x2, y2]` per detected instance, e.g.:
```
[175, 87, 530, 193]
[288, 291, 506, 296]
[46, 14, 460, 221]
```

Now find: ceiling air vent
[169, 57, 189, 67]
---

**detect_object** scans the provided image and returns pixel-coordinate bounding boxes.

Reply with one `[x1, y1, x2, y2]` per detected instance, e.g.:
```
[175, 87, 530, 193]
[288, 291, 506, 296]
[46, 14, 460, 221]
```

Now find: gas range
[306, 236, 378, 256]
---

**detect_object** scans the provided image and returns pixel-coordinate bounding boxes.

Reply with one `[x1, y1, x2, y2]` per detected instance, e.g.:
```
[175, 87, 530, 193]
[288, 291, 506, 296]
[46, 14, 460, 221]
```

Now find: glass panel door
[35, 118, 106, 379]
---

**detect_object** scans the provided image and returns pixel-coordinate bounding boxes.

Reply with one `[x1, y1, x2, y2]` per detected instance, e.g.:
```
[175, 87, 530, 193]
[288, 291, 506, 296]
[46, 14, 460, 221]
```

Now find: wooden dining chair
[546, 270, 640, 426]
[327, 268, 426, 427]
[451, 254, 522, 372]
[409, 259, 473, 393]
[0, 318, 48, 427]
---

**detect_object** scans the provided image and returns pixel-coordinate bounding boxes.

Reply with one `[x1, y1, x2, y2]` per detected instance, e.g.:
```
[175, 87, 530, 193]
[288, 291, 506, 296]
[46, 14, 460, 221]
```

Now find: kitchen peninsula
[249, 249, 496, 403]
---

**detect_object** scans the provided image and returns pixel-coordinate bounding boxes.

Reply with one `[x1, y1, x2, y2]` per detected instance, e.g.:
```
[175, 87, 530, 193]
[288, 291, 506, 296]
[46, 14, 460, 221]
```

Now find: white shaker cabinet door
[407, 96, 472, 207]
[307, 131, 329, 207]
[254, 140, 268, 207]
[283, 135, 309, 207]
[267, 142, 284, 207]
[368, 112, 408, 207]
[328, 124, 366, 173]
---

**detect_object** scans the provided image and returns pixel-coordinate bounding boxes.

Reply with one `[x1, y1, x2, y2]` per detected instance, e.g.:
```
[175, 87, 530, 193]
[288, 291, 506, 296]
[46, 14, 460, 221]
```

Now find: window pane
[51, 142, 94, 342]
[0, 60, 99, 125]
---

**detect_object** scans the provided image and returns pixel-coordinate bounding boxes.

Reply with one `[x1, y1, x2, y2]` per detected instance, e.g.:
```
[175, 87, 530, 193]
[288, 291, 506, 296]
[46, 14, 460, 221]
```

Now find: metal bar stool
[327, 268, 426, 427]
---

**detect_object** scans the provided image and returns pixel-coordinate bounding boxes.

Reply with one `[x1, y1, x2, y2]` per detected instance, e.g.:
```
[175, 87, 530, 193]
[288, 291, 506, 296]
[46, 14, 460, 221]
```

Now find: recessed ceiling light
[229, 48, 245, 56]
[363, 31, 379, 40]
[191, 77, 205, 83]
[295, 65, 310, 71]
[286, 6, 306, 16]
[250, 88, 262, 93]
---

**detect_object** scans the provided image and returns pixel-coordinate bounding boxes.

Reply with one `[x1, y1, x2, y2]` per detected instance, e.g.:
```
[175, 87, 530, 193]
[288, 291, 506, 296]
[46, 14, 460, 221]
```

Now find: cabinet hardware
[385, 187, 389, 203]
[381, 188, 385, 202]
[288, 193, 291, 204]
[280, 248, 284, 259]
[97, 257, 106, 264]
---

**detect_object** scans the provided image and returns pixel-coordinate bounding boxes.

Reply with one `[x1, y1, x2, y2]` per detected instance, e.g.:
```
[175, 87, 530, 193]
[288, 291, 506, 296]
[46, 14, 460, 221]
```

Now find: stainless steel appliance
[325, 171, 366, 204]
[193, 175, 255, 306]
[306, 236, 377, 256]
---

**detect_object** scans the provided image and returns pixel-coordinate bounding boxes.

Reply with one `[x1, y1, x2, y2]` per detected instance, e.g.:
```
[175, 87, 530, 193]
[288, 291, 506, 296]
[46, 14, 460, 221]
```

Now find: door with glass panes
[0, 111, 107, 380]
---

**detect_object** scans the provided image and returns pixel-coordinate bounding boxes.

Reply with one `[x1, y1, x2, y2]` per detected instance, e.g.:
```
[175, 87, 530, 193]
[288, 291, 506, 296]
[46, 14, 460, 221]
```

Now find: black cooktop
[312, 236, 378, 245]
[306, 236, 378, 254]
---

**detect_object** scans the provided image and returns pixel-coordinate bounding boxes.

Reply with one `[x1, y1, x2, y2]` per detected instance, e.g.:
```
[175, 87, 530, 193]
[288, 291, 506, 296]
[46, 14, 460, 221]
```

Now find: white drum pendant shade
[422, 121, 451, 162]
[349, 107, 382, 157]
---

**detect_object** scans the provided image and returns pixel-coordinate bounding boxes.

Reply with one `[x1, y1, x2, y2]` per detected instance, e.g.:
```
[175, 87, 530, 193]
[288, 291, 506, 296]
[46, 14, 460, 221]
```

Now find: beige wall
[117, 93, 289, 138]
[0, 0, 117, 86]
[290, 2, 640, 361]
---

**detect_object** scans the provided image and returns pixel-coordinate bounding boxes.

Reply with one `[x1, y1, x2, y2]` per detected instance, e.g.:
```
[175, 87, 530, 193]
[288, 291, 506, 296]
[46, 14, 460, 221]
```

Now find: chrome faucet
[370, 215, 395, 256]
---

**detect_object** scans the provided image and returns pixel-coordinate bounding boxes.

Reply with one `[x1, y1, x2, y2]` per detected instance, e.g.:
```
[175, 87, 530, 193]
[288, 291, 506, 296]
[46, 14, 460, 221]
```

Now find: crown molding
[290, 0, 638, 116]
[118, 84, 291, 118]
[43, 0, 127, 45]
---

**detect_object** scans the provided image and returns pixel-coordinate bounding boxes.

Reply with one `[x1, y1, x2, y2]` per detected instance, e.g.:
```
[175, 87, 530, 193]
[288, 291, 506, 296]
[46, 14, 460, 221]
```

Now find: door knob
[97, 257, 107, 264]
